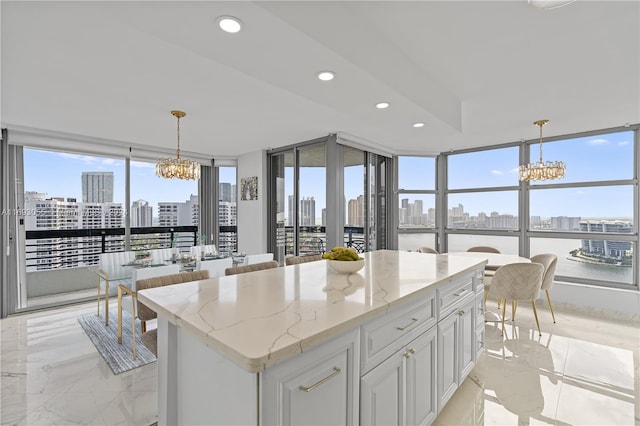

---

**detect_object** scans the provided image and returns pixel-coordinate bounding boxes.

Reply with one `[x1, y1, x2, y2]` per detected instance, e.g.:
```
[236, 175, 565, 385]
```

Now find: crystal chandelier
[155, 110, 201, 180]
[518, 119, 566, 182]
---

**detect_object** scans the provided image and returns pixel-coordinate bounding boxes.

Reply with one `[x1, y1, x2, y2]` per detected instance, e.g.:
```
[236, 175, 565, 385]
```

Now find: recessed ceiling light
[316, 71, 335, 81]
[375, 102, 390, 109]
[528, 0, 576, 10]
[412, 122, 425, 128]
[218, 16, 242, 33]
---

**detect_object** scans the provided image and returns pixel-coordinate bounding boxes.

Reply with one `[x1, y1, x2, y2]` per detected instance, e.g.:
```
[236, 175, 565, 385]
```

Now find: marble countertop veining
[137, 249, 486, 372]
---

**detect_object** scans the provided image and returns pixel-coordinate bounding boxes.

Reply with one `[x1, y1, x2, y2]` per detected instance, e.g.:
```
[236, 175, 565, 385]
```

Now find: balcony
[22, 226, 237, 311]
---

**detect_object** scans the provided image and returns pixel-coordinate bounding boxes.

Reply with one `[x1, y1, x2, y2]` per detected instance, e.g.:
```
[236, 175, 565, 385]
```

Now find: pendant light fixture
[518, 119, 566, 182]
[155, 110, 200, 180]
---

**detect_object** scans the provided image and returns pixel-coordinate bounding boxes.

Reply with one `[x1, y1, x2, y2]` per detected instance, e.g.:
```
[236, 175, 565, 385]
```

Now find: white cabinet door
[360, 350, 405, 426]
[405, 327, 437, 426]
[262, 329, 359, 426]
[458, 299, 475, 380]
[437, 311, 459, 410]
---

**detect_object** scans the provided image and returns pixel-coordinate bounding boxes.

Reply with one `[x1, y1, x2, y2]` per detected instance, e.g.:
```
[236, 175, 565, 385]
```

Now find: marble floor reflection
[1, 300, 638, 425]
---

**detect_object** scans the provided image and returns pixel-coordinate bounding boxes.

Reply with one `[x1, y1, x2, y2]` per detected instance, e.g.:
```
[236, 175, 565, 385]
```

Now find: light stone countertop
[137, 249, 486, 372]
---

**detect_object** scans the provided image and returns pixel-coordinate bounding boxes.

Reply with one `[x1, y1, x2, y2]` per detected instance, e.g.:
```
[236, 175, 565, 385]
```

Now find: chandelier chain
[176, 113, 181, 159]
[538, 122, 544, 163]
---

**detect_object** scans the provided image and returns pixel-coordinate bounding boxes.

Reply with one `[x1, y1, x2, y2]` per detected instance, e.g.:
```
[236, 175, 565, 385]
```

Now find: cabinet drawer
[437, 273, 474, 320]
[360, 293, 436, 374]
[262, 329, 360, 426]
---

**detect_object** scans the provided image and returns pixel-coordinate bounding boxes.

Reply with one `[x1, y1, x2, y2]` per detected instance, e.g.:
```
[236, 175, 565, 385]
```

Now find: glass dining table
[443, 252, 532, 322]
[91, 265, 134, 326]
[93, 253, 247, 326]
[443, 252, 531, 269]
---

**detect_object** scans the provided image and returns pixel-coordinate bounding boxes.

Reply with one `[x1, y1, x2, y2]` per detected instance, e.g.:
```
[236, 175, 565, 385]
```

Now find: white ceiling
[2, 1, 639, 158]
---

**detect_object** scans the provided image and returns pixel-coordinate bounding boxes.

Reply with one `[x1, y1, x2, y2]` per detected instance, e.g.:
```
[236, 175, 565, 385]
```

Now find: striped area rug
[78, 311, 156, 375]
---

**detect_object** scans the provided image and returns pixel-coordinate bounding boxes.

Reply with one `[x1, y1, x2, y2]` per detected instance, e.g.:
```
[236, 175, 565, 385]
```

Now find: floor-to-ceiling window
[527, 129, 636, 288]
[22, 148, 126, 309]
[445, 146, 521, 254]
[298, 143, 326, 255]
[6, 138, 211, 315]
[130, 158, 198, 252]
[344, 146, 366, 252]
[217, 165, 238, 254]
[440, 125, 638, 289]
[396, 156, 437, 252]
[268, 136, 390, 263]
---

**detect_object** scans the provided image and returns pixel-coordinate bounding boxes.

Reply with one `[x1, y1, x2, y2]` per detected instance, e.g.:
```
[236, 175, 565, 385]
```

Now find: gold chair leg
[131, 296, 137, 360]
[97, 278, 101, 317]
[512, 300, 518, 321]
[141, 321, 146, 333]
[501, 299, 507, 336]
[104, 281, 110, 326]
[117, 289, 122, 344]
[545, 289, 556, 323]
[531, 300, 541, 337]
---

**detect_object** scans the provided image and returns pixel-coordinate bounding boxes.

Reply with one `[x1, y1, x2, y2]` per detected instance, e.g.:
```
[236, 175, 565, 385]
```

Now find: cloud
[56, 152, 99, 164]
[491, 170, 503, 175]
[617, 140, 629, 146]
[586, 138, 609, 145]
[131, 161, 155, 169]
[576, 190, 588, 195]
[509, 167, 520, 174]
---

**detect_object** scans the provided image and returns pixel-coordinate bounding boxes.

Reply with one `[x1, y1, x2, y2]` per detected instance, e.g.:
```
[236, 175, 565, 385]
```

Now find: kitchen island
[138, 249, 486, 425]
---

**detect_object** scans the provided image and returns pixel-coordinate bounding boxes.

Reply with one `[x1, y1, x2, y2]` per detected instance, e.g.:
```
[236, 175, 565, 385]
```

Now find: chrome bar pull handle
[299, 367, 342, 392]
[454, 289, 469, 297]
[396, 318, 418, 331]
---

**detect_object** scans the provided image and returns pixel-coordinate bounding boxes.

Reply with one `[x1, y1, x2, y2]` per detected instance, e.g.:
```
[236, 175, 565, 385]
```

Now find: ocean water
[399, 233, 633, 285]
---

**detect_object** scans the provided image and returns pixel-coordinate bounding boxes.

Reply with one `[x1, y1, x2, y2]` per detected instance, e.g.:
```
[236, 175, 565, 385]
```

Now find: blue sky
[23, 130, 633, 220]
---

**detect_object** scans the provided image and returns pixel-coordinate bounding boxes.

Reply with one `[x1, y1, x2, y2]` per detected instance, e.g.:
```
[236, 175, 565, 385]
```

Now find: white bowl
[327, 258, 365, 274]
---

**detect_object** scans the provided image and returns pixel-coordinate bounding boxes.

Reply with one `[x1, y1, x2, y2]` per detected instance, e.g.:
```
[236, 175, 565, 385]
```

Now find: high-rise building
[299, 197, 316, 226]
[158, 195, 199, 227]
[288, 195, 317, 226]
[347, 195, 365, 226]
[218, 201, 237, 226]
[131, 200, 153, 227]
[81, 172, 113, 203]
[219, 183, 233, 202]
[551, 216, 581, 231]
[23, 192, 124, 270]
[580, 220, 633, 258]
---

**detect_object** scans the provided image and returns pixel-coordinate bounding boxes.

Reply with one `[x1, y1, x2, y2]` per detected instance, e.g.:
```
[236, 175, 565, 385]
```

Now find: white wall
[237, 150, 268, 255]
[541, 281, 640, 322]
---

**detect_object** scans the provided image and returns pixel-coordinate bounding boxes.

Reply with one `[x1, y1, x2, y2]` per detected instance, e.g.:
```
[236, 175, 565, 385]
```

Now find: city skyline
[23, 129, 633, 221]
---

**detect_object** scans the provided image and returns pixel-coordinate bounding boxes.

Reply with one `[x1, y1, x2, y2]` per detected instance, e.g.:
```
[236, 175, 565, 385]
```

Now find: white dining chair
[118, 263, 180, 359]
[418, 247, 439, 254]
[150, 248, 174, 264]
[530, 254, 559, 323]
[190, 245, 203, 259]
[198, 257, 232, 278]
[245, 253, 274, 265]
[97, 251, 135, 325]
[203, 244, 218, 256]
[489, 262, 545, 337]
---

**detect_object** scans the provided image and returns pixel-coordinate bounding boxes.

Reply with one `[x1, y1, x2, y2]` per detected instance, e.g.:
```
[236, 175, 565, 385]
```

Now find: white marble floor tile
[1, 299, 638, 425]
